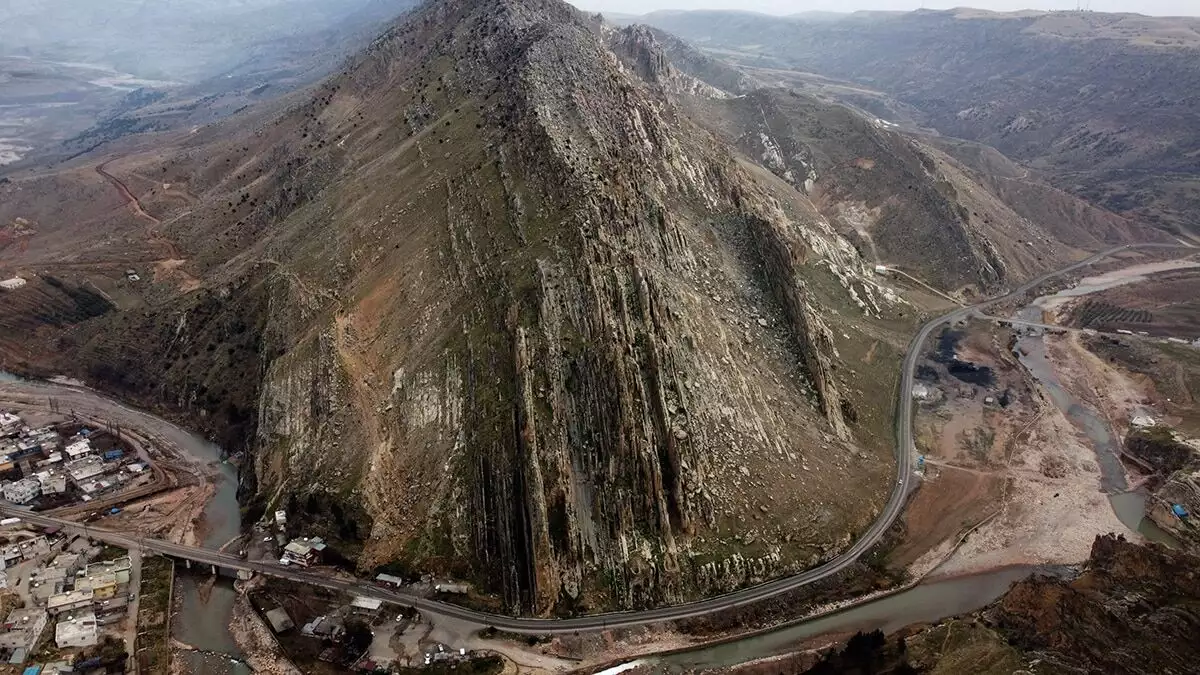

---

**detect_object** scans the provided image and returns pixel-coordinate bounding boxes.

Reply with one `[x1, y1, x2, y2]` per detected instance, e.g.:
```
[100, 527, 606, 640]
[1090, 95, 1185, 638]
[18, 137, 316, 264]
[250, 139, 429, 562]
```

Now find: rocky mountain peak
[606, 23, 736, 99]
[11, 0, 920, 617]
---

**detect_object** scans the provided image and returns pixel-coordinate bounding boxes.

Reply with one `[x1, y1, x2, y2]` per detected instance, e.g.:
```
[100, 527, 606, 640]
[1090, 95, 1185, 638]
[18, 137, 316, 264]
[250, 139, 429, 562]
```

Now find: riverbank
[0, 376, 251, 673]
[228, 590, 302, 675]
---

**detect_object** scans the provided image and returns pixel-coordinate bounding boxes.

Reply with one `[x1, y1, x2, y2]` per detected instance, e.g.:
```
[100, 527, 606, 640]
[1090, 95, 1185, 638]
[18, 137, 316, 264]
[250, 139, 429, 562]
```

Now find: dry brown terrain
[1060, 267, 1200, 338]
[901, 322, 1132, 578]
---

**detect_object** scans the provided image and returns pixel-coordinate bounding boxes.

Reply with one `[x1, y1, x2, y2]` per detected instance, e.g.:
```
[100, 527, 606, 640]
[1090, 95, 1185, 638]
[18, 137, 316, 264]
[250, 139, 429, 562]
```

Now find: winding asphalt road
[0, 243, 1192, 634]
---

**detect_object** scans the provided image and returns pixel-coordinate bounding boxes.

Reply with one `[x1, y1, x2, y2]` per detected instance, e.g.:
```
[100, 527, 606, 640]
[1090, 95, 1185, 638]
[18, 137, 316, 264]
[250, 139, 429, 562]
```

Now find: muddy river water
[643, 259, 1190, 670]
[172, 443, 250, 675]
[1017, 275, 1180, 546]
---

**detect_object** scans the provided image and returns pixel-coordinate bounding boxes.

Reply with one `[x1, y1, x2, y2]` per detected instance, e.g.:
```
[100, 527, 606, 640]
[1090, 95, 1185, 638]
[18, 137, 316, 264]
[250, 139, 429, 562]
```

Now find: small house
[264, 607, 294, 633]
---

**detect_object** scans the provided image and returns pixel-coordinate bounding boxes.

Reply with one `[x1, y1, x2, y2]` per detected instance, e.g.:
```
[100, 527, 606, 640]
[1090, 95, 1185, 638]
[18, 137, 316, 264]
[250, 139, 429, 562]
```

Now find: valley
[634, 8, 1200, 242]
[1, 0, 1200, 673]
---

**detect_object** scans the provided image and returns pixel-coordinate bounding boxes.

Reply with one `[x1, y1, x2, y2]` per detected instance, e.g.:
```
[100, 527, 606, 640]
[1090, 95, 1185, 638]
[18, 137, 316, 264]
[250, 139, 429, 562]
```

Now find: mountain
[638, 9, 1200, 240]
[0, 0, 1165, 616]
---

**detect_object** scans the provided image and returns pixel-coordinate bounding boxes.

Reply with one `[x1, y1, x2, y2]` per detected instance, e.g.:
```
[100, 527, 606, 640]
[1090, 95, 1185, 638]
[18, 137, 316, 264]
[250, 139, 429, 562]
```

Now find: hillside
[637, 9, 1200, 239]
[0, 0, 1170, 617]
[3, 0, 917, 615]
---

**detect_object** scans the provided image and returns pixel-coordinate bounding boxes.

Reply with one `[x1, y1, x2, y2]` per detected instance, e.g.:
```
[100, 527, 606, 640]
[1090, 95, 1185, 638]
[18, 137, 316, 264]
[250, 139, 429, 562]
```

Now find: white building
[1131, 415, 1157, 428]
[36, 472, 67, 495]
[0, 608, 48, 656]
[64, 439, 93, 460]
[54, 612, 97, 648]
[66, 456, 106, 484]
[0, 278, 26, 291]
[2, 478, 41, 504]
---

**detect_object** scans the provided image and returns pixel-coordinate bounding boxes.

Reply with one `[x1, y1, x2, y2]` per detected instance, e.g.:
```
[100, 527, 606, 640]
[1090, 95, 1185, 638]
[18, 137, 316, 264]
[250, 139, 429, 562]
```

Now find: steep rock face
[604, 24, 748, 99]
[983, 535, 1200, 673]
[640, 25, 757, 96]
[227, 0, 902, 613]
[9, 0, 927, 616]
[682, 89, 1075, 293]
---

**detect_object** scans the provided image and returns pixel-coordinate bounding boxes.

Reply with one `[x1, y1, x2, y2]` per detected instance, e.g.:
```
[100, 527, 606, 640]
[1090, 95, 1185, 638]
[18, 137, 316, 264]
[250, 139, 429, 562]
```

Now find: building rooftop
[54, 612, 97, 647]
[264, 607, 294, 633]
[351, 596, 383, 611]
[75, 572, 117, 593]
[63, 439, 92, 457]
[86, 556, 131, 576]
[0, 608, 47, 655]
[46, 589, 93, 611]
[65, 456, 106, 483]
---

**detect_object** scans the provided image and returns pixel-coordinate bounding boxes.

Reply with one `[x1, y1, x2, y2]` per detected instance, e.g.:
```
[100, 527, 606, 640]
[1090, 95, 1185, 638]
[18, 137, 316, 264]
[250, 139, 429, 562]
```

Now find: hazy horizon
[570, 0, 1199, 17]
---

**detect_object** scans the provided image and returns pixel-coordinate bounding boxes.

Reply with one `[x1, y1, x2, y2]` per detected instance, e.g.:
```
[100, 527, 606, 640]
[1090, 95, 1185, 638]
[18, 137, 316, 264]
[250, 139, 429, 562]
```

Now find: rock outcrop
[83, 0, 905, 614]
[4, 0, 1123, 617]
[1125, 428, 1200, 552]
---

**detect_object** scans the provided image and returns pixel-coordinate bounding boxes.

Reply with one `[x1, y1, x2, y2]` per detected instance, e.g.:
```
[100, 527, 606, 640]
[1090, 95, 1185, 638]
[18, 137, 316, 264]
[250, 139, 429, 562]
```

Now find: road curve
[1, 243, 1192, 634]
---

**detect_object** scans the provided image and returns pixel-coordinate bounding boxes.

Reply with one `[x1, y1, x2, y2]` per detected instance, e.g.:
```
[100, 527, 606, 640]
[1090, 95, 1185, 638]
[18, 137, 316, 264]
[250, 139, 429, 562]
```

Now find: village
[0, 411, 151, 515]
[0, 517, 138, 672]
[0, 402, 503, 674]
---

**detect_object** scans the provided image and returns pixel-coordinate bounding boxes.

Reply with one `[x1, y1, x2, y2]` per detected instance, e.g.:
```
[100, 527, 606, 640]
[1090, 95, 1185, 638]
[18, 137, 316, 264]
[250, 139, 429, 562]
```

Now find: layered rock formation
[2, 0, 1142, 617]
[166, 0, 909, 614]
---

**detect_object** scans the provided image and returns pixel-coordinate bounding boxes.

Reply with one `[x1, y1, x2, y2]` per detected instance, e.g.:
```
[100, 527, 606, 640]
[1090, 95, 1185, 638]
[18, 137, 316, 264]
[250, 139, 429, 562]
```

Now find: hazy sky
[571, 0, 1198, 16]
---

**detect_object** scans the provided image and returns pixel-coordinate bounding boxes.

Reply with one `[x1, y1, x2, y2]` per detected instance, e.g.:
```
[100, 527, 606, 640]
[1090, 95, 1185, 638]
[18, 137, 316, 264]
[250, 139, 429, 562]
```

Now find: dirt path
[97, 161, 161, 226]
[96, 160, 187, 261]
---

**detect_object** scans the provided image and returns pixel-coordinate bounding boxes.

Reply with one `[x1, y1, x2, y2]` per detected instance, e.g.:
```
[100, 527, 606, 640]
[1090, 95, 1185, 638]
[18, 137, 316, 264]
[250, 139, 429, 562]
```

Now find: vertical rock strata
[142, 0, 904, 614]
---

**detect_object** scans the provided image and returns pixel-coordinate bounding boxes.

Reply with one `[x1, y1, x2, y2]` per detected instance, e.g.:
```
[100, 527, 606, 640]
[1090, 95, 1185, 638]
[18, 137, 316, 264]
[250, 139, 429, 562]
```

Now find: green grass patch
[135, 556, 174, 674]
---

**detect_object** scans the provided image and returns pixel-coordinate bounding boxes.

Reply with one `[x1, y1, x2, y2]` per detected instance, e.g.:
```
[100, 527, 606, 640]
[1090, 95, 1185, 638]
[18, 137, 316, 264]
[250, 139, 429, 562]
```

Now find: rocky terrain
[1123, 428, 1200, 551]
[635, 9, 1200, 240]
[1, 0, 925, 615]
[0, 0, 1179, 617]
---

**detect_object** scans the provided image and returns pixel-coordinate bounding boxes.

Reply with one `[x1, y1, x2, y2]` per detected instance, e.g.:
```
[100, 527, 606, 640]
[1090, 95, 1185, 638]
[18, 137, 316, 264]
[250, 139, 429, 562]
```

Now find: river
[1, 255, 1187, 672]
[652, 565, 1057, 672]
[0, 373, 250, 673]
[1015, 279, 1179, 546]
[637, 257, 1189, 671]
[172, 439, 251, 675]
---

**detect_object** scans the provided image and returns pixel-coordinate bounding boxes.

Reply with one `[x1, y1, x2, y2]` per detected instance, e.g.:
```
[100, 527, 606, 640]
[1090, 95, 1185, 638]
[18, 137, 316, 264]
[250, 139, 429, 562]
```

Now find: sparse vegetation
[1071, 299, 1153, 329]
[135, 556, 173, 674]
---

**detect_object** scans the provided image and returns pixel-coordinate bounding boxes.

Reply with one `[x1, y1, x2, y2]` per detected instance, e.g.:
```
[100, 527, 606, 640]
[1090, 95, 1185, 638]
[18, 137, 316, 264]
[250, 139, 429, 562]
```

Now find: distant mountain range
[633, 8, 1200, 239]
[0, 0, 418, 80]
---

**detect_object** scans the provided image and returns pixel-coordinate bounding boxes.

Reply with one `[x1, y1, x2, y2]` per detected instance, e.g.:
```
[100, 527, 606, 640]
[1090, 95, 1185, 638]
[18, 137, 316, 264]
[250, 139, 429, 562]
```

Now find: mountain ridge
[0, 0, 1171, 617]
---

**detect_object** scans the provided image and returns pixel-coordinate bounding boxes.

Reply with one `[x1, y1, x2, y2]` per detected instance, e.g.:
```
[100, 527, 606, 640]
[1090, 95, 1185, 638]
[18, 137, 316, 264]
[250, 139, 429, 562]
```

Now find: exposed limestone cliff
[26, 0, 944, 615]
[225, 0, 906, 614]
